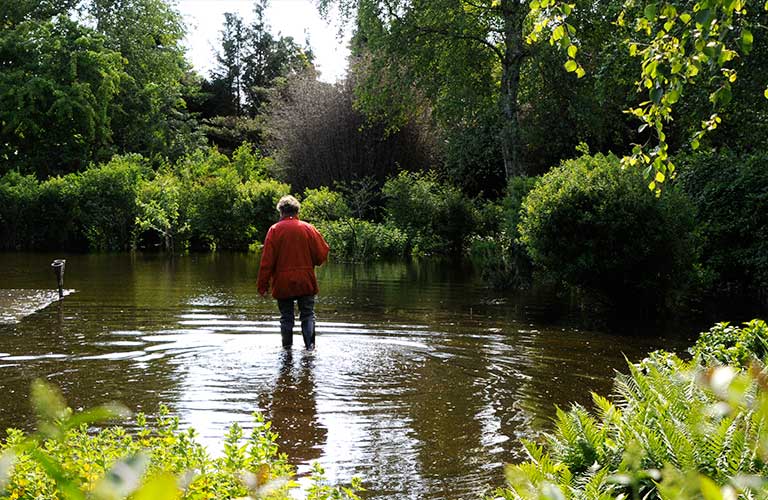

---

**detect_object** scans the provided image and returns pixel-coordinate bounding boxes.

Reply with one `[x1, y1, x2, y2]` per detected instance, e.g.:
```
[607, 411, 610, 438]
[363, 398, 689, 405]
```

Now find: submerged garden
[1, 0, 768, 498]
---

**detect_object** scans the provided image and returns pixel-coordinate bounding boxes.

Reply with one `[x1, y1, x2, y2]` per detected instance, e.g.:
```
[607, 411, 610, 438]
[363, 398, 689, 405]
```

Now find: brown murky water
[0, 253, 697, 499]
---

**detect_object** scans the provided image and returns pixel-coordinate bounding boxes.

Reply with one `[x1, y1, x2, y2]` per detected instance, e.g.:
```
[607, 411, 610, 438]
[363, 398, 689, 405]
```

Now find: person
[257, 195, 330, 349]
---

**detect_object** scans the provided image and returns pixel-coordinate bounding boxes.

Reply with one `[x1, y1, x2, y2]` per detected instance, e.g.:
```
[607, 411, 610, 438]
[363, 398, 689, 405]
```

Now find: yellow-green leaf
[644, 3, 657, 20]
[699, 476, 723, 500]
[553, 25, 564, 41]
[741, 29, 754, 54]
[564, 60, 578, 72]
[567, 44, 578, 58]
[764, 87, 768, 99]
[655, 171, 665, 182]
[575, 67, 586, 78]
[132, 474, 180, 500]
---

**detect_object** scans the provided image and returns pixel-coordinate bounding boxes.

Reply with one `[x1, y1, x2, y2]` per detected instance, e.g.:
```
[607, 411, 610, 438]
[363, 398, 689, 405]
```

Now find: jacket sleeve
[257, 228, 276, 294]
[310, 225, 330, 266]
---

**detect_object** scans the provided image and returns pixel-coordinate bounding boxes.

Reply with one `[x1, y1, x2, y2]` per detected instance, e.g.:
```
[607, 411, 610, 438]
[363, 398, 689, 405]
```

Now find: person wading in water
[258, 195, 330, 349]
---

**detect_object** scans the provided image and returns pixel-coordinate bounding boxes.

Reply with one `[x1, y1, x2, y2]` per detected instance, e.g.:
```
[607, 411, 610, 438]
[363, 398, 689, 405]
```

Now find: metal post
[51, 259, 66, 299]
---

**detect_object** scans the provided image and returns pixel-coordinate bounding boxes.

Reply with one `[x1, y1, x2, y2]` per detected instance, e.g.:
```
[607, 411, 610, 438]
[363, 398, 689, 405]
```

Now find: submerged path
[0, 288, 73, 324]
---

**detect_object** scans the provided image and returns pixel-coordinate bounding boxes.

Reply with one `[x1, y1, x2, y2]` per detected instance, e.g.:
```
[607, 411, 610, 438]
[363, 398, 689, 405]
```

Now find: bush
[469, 234, 533, 289]
[0, 172, 41, 250]
[497, 319, 768, 500]
[244, 179, 292, 243]
[676, 150, 768, 297]
[0, 147, 288, 253]
[135, 171, 189, 251]
[188, 171, 289, 251]
[382, 171, 477, 255]
[300, 187, 351, 223]
[470, 176, 539, 289]
[690, 319, 768, 368]
[316, 218, 407, 261]
[518, 152, 697, 304]
[74, 156, 145, 251]
[0, 381, 362, 500]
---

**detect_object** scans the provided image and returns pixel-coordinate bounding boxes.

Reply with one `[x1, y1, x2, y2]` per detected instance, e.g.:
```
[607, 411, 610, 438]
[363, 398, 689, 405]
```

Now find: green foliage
[691, 319, 768, 368]
[75, 156, 145, 251]
[315, 218, 407, 262]
[232, 142, 273, 181]
[676, 150, 768, 297]
[0, 146, 287, 252]
[382, 171, 478, 255]
[498, 319, 768, 500]
[187, 170, 289, 251]
[205, 4, 314, 119]
[470, 178, 538, 289]
[0, 14, 126, 175]
[0, 173, 82, 251]
[135, 171, 188, 252]
[89, 0, 201, 162]
[518, 152, 696, 304]
[531, 0, 768, 190]
[469, 234, 532, 289]
[0, 0, 201, 177]
[322, 0, 536, 178]
[300, 187, 351, 223]
[0, 381, 362, 500]
[0, 172, 43, 250]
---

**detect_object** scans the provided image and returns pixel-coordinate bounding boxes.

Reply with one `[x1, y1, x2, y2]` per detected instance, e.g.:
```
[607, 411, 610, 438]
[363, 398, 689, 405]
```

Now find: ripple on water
[0, 255, 696, 500]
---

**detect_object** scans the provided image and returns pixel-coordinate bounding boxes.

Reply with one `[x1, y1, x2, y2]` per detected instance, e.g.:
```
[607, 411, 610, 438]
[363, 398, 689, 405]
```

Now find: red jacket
[257, 217, 330, 299]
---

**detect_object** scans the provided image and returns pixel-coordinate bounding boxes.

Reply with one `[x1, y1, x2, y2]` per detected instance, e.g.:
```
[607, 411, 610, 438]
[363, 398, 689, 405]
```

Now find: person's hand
[258, 287, 268, 297]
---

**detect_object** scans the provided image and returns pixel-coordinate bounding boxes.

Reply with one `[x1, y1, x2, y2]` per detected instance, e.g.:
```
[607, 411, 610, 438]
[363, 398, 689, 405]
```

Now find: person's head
[277, 195, 300, 218]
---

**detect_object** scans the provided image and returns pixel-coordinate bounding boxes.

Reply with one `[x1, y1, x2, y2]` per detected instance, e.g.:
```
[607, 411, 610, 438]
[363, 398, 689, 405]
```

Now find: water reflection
[263, 350, 326, 468]
[0, 252, 710, 499]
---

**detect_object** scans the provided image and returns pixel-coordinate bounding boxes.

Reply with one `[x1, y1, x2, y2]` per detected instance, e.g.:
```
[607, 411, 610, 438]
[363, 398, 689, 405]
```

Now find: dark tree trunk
[499, 0, 527, 178]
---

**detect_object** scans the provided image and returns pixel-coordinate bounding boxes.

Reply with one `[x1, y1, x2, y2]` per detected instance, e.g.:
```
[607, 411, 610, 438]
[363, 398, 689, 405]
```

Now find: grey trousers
[277, 295, 316, 348]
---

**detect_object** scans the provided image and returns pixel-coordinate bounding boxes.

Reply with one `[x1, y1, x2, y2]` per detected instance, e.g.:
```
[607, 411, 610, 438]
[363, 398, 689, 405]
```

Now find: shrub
[690, 319, 768, 368]
[0, 172, 41, 250]
[231, 142, 274, 181]
[518, 152, 696, 304]
[470, 177, 539, 289]
[188, 171, 289, 251]
[74, 155, 145, 251]
[135, 171, 189, 251]
[469, 234, 533, 289]
[497, 319, 768, 500]
[300, 187, 351, 223]
[676, 150, 768, 297]
[316, 218, 407, 261]
[243, 178, 292, 243]
[382, 171, 477, 255]
[0, 381, 362, 500]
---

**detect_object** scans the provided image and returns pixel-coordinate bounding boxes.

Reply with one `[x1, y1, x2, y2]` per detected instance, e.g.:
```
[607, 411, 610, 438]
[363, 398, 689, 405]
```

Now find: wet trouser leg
[277, 299, 295, 347]
[297, 295, 316, 349]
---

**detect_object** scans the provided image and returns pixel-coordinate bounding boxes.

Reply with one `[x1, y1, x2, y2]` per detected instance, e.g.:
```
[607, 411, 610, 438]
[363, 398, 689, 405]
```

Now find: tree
[211, 12, 248, 117]
[87, 0, 203, 160]
[528, 0, 768, 190]
[321, 0, 558, 179]
[0, 13, 126, 175]
[207, 2, 315, 119]
[268, 74, 437, 191]
[242, 0, 315, 114]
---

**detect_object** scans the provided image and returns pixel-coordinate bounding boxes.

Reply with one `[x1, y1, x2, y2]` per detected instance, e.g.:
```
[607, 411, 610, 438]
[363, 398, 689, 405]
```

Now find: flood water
[0, 253, 701, 499]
